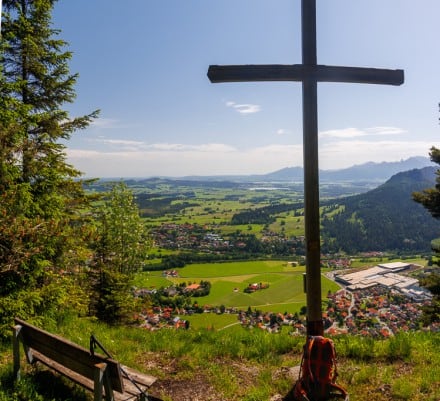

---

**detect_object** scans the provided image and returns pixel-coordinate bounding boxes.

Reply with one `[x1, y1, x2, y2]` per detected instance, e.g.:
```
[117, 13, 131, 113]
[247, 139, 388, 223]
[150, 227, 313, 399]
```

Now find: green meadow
[133, 260, 341, 328]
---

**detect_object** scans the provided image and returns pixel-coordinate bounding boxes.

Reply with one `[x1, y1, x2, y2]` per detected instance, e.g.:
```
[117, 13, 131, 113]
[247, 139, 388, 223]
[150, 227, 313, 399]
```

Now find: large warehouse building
[334, 262, 431, 301]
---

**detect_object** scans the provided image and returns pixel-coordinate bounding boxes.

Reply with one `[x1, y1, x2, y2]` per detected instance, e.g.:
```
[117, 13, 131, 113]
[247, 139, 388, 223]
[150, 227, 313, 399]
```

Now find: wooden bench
[12, 318, 161, 401]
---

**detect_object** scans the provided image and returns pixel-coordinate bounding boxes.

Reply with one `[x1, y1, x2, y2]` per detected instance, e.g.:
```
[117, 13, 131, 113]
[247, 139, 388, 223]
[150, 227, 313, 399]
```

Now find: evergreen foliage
[92, 269, 136, 325]
[413, 146, 440, 218]
[0, 0, 98, 334]
[90, 182, 151, 324]
[231, 202, 302, 225]
[92, 182, 151, 274]
[413, 147, 440, 325]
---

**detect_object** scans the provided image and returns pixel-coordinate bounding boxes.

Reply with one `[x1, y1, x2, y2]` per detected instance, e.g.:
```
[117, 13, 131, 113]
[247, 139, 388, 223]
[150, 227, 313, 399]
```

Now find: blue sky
[49, 0, 440, 178]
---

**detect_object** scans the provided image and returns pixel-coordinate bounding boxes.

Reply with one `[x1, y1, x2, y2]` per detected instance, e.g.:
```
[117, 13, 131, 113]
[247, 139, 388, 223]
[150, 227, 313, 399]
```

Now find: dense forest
[231, 202, 303, 225]
[321, 167, 438, 254]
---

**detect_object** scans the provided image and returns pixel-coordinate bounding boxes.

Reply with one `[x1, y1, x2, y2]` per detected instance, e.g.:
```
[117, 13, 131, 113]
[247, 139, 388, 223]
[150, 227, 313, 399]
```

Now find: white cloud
[147, 143, 236, 152]
[89, 118, 145, 132]
[226, 101, 261, 114]
[98, 139, 145, 146]
[320, 126, 405, 139]
[90, 118, 120, 129]
[365, 127, 406, 136]
[276, 129, 290, 135]
[320, 128, 364, 139]
[89, 139, 238, 154]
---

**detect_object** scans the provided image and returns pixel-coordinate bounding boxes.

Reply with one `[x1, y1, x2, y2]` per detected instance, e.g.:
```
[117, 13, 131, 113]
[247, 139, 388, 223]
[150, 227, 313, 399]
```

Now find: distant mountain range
[181, 156, 434, 183]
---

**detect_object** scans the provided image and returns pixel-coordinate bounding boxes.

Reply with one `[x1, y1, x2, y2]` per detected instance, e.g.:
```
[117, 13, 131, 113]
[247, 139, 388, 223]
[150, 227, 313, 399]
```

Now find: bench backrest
[14, 318, 124, 393]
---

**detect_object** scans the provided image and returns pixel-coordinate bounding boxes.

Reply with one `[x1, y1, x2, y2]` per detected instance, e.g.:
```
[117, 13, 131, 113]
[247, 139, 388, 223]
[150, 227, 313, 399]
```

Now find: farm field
[130, 181, 307, 238]
[134, 260, 341, 328]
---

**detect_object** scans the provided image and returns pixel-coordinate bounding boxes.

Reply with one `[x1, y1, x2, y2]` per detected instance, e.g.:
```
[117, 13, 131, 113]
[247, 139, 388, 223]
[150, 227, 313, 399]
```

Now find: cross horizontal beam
[208, 64, 404, 86]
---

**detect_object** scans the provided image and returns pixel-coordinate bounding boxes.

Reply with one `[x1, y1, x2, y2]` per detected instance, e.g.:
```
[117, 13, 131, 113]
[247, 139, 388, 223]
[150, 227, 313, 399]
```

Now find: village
[133, 287, 438, 336]
[133, 262, 438, 336]
[150, 223, 305, 256]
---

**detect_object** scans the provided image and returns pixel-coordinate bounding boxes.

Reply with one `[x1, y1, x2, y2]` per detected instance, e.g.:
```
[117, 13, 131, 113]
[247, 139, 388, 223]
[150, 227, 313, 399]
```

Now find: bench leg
[94, 363, 115, 401]
[103, 370, 115, 401]
[12, 325, 22, 381]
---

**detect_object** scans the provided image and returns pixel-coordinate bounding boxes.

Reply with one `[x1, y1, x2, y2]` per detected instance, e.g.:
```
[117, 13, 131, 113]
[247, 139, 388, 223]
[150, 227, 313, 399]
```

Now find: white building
[335, 262, 429, 297]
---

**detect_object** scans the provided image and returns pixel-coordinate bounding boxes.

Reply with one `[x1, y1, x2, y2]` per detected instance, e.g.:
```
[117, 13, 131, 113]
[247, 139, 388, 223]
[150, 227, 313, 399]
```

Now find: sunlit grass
[1, 316, 439, 401]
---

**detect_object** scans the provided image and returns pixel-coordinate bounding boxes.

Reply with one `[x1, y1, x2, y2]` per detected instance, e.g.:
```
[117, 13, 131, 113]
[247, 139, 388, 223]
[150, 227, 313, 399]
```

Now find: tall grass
[1, 316, 439, 400]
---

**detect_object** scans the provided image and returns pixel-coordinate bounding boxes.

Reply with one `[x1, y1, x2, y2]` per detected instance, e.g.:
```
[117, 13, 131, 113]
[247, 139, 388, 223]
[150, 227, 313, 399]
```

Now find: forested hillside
[322, 167, 439, 253]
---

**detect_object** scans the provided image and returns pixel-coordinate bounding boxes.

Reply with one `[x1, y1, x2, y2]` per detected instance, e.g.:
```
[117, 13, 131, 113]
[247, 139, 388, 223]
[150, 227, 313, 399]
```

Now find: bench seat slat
[30, 349, 96, 392]
[121, 365, 157, 387]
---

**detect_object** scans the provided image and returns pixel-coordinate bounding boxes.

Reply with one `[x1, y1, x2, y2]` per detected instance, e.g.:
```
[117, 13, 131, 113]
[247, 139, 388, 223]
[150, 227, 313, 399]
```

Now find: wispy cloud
[83, 137, 239, 154]
[226, 101, 261, 114]
[320, 128, 364, 139]
[365, 127, 406, 135]
[90, 118, 120, 129]
[98, 139, 145, 146]
[147, 143, 236, 152]
[320, 126, 405, 139]
[90, 138, 145, 152]
[276, 128, 290, 136]
[89, 117, 144, 131]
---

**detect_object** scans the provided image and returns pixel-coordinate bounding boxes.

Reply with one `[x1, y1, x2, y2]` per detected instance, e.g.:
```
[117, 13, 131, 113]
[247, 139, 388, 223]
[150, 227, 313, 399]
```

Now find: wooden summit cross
[207, 0, 404, 336]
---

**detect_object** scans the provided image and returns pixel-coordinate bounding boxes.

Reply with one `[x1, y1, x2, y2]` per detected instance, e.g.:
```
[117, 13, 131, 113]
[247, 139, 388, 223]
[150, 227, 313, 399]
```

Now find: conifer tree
[413, 146, 440, 325]
[0, 0, 98, 330]
[413, 147, 440, 219]
[90, 182, 150, 324]
[93, 182, 150, 275]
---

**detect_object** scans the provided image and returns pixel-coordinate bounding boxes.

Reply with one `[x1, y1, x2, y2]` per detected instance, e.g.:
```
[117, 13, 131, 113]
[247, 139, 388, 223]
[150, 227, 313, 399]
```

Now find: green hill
[322, 167, 439, 253]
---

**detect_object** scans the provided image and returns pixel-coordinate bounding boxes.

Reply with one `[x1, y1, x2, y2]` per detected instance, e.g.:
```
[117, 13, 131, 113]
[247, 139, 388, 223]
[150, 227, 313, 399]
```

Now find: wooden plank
[121, 365, 157, 387]
[207, 64, 404, 86]
[118, 379, 163, 401]
[14, 318, 124, 393]
[30, 349, 96, 392]
[120, 378, 147, 399]
[117, 366, 157, 401]
[113, 386, 163, 401]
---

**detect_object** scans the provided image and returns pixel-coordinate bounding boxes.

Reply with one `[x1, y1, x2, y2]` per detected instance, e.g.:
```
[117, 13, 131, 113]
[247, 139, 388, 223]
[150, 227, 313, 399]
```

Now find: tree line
[231, 202, 303, 225]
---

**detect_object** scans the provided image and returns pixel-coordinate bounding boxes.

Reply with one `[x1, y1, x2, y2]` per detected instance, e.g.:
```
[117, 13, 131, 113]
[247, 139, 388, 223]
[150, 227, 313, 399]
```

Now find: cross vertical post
[301, 0, 322, 335]
[207, 2, 403, 337]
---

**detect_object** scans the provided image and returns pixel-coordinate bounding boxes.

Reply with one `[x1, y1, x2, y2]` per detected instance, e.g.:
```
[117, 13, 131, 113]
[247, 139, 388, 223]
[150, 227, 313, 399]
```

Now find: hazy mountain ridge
[179, 156, 434, 183]
[320, 156, 434, 181]
[97, 156, 434, 184]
